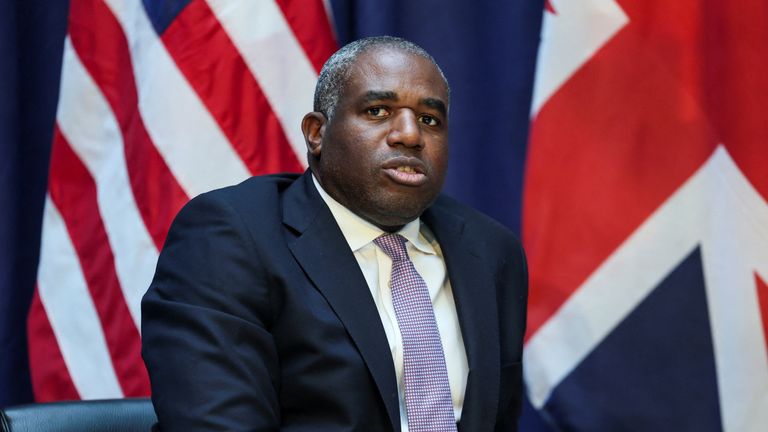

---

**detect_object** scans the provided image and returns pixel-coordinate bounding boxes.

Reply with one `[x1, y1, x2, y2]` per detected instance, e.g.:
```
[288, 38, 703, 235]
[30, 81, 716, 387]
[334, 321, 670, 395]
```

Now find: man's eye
[367, 107, 388, 117]
[419, 115, 439, 126]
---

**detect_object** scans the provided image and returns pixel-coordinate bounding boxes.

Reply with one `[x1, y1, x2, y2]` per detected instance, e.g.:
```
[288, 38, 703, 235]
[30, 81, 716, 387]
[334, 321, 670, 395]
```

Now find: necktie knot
[374, 234, 410, 262]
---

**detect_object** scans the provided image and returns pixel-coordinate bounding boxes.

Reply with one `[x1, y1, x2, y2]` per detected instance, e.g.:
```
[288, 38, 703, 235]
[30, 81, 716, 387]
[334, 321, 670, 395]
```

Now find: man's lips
[381, 157, 428, 186]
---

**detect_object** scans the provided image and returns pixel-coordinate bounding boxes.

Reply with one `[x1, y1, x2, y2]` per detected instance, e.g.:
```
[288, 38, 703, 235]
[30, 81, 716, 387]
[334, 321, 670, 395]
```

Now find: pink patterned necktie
[374, 234, 457, 432]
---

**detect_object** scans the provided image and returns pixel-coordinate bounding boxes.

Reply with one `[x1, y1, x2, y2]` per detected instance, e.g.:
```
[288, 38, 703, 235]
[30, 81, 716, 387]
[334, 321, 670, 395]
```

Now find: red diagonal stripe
[275, 0, 338, 74]
[756, 275, 768, 354]
[161, 0, 304, 175]
[47, 128, 150, 396]
[27, 289, 80, 402]
[68, 0, 188, 249]
[544, 0, 557, 14]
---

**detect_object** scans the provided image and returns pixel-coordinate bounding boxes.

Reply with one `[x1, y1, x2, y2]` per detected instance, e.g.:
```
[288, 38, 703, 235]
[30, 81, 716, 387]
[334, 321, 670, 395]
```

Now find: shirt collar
[312, 174, 435, 255]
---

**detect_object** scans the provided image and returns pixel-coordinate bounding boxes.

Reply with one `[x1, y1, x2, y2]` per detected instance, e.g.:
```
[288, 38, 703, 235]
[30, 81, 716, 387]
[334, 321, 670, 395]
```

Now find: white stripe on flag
[696, 147, 768, 432]
[208, 0, 317, 167]
[103, 0, 252, 197]
[531, 0, 628, 115]
[56, 36, 158, 329]
[523, 162, 704, 407]
[37, 196, 124, 399]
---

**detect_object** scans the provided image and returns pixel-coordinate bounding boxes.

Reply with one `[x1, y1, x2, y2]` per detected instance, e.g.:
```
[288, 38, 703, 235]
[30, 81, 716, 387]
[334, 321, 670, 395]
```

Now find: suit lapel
[282, 176, 500, 431]
[423, 203, 501, 432]
[282, 173, 401, 431]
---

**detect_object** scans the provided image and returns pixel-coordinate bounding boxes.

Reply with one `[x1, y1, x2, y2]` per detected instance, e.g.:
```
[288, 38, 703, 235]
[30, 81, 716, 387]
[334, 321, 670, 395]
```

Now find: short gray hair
[313, 36, 450, 120]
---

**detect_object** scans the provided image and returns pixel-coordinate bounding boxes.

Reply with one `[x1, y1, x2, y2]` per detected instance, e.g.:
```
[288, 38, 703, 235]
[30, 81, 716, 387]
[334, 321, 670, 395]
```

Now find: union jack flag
[524, 1, 768, 431]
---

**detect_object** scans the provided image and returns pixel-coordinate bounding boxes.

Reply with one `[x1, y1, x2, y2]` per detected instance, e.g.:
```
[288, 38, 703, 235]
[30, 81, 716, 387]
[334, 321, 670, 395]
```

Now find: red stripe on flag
[161, 0, 304, 175]
[275, 0, 337, 74]
[27, 289, 80, 402]
[544, 0, 557, 15]
[47, 128, 150, 397]
[67, 0, 188, 248]
[756, 275, 768, 354]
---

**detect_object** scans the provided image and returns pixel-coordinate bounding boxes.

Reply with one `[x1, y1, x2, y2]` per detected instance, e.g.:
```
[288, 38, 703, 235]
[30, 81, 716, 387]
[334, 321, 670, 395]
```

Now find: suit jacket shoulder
[427, 194, 525, 255]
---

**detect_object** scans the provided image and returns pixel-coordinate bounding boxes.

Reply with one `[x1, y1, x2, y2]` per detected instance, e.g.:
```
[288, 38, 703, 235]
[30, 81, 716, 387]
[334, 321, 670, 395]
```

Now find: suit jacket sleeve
[141, 191, 280, 431]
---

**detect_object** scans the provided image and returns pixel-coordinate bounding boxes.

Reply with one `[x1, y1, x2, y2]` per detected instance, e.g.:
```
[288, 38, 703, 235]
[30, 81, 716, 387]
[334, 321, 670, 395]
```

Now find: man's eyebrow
[421, 98, 447, 116]
[362, 90, 398, 103]
[361, 91, 447, 116]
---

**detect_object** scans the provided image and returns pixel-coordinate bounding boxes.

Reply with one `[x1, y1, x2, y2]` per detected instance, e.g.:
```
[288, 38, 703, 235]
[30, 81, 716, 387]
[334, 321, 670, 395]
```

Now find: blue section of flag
[544, 249, 722, 431]
[0, 0, 69, 408]
[141, 0, 192, 36]
[329, 0, 544, 234]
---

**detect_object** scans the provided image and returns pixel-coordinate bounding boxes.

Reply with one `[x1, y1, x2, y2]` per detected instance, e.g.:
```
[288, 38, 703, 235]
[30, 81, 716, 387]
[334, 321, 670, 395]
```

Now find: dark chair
[0, 398, 156, 432]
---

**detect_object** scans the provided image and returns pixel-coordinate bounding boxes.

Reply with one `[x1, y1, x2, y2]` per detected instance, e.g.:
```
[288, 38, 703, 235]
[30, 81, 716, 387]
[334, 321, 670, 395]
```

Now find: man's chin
[363, 203, 431, 231]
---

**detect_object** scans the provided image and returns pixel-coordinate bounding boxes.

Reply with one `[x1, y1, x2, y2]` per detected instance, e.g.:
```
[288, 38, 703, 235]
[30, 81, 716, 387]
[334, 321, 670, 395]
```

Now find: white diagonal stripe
[523, 167, 700, 407]
[37, 196, 124, 399]
[207, 0, 316, 167]
[531, 0, 628, 115]
[697, 147, 768, 432]
[57, 36, 156, 329]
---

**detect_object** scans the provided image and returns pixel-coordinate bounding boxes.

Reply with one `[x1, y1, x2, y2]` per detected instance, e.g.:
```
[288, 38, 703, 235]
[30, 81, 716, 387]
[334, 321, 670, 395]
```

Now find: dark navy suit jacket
[141, 171, 528, 431]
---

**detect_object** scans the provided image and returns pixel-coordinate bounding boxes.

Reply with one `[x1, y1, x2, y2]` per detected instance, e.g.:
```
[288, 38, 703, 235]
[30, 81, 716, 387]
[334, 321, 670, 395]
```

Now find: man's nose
[387, 109, 423, 148]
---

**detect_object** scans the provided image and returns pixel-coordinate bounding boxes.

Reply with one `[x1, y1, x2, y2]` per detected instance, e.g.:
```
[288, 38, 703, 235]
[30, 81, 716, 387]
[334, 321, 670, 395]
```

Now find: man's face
[310, 48, 449, 231]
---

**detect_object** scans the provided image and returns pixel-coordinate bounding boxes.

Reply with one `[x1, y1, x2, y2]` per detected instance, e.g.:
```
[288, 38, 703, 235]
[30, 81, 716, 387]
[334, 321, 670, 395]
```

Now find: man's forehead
[351, 47, 435, 75]
[345, 49, 448, 97]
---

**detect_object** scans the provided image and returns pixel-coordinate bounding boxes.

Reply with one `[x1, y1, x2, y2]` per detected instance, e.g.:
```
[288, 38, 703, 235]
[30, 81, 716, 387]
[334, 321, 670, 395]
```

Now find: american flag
[524, 0, 768, 430]
[28, 0, 336, 401]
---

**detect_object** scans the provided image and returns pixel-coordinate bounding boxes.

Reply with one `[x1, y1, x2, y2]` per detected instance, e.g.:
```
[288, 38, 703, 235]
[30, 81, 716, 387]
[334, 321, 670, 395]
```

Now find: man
[142, 36, 527, 431]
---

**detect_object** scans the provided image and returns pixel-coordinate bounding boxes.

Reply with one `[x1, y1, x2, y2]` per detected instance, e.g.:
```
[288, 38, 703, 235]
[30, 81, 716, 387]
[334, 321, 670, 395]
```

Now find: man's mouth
[382, 159, 428, 186]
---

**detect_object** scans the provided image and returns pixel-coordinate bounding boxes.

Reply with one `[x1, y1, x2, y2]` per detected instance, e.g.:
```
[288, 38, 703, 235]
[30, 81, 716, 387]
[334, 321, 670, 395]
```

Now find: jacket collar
[282, 172, 401, 430]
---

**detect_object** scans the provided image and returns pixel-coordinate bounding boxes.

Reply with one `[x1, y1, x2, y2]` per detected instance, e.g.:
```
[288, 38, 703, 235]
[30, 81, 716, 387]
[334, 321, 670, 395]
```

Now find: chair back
[0, 398, 156, 432]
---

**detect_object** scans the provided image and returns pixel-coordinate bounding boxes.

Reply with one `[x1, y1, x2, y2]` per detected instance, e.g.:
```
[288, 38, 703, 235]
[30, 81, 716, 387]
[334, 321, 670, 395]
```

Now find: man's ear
[301, 112, 327, 158]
